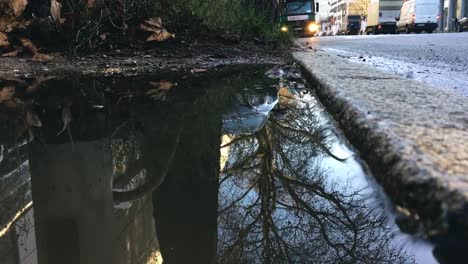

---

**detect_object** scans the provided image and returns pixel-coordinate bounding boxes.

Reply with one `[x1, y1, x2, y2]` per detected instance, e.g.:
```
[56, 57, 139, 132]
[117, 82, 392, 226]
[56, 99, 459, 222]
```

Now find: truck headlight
[308, 23, 319, 32]
[280, 26, 288, 32]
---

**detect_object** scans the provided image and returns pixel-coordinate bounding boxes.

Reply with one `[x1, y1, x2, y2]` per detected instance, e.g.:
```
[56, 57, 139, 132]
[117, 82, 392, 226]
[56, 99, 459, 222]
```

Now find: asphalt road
[297, 32, 468, 96]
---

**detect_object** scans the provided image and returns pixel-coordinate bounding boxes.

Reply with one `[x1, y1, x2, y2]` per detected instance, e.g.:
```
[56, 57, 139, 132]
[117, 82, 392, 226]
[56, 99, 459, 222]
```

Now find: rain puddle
[0, 66, 441, 263]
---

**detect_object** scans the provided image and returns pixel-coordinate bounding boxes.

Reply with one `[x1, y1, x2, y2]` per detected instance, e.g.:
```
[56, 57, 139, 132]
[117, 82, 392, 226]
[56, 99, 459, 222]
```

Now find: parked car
[457, 17, 468, 32]
[396, 0, 439, 34]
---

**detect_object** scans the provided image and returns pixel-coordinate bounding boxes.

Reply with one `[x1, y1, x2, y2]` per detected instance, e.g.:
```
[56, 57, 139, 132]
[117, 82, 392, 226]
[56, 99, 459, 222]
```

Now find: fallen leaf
[26, 110, 42, 127]
[0, 86, 15, 103]
[20, 38, 38, 53]
[140, 23, 161, 34]
[144, 17, 163, 29]
[50, 0, 62, 22]
[140, 17, 174, 42]
[57, 103, 72, 136]
[1, 47, 22, 57]
[10, 0, 28, 17]
[147, 30, 175, 42]
[32, 52, 53, 62]
[0, 32, 10, 48]
[149, 81, 174, 90]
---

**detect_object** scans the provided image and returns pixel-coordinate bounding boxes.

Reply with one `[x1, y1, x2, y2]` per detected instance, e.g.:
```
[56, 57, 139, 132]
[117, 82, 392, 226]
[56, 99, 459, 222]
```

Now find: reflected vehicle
[222, 88, 279, 135]
[457, 17, 468, 32]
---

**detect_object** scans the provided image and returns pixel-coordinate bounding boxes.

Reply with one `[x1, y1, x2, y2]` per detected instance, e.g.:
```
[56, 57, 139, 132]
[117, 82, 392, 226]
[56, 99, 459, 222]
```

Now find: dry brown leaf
[0, 86, 15, 103]
[57, 104, 72, 136]
[144, 17, 163, 29]
[146, 30, 175, 42]
[50, 0, 61, 22]
[10, 0, 28, 17]
[0, 32, 10, 48]
[20, 38, 38, 53]
[32, 52, 53, 62]
[149, 81, 174, 90]
[26, 110, 42, 127]
[140, 23, 161, 33]
[1, 47, 22, 57]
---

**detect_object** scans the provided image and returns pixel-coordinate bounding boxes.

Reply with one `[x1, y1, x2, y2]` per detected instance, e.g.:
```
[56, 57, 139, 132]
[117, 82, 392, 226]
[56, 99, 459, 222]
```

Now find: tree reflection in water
[218, 87, 412, 264]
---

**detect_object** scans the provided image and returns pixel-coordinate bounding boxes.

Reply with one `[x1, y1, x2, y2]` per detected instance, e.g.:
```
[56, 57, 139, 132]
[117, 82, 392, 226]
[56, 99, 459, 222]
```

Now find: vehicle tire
[405, 25, 410, 34]
[458, 24, 463, 32]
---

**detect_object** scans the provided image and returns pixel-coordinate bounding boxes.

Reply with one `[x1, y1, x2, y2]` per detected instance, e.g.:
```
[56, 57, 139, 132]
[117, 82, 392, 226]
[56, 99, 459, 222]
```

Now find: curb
[293, 49, 468, 239]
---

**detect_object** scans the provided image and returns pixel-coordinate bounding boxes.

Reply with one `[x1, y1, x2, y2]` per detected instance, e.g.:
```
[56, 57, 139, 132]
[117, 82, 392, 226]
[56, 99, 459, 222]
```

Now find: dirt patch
[0, 40, 285, 80]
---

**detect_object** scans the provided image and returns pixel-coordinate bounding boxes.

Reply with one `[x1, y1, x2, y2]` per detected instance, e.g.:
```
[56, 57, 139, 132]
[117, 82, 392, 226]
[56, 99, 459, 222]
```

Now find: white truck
[365, 0, 403, 34]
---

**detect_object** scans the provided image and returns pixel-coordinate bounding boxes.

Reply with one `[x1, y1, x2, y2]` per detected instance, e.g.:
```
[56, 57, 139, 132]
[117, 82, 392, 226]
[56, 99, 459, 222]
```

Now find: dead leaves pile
[0, 85, 14, 103]
[0, 32, 9, 48]
[10, 0, 28, 18]
[140, 17, 175, 42]
[0, 0, 58, 61]
[0, 37, 53, 62]
[0, 85, 42, 141]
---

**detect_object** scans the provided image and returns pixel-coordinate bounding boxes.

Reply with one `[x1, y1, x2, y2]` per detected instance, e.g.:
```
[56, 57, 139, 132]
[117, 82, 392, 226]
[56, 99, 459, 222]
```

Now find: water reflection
[218, 86, 409, 264]
[0, 66, 439, 264]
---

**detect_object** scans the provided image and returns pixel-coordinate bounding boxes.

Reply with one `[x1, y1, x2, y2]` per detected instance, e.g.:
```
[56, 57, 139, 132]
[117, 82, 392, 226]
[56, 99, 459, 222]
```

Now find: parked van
[396, 0, 439, 33]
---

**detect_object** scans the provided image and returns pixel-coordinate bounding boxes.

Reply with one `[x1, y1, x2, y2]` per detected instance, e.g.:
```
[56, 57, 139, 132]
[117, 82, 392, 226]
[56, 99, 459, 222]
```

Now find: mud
[0, 40, 285, 80]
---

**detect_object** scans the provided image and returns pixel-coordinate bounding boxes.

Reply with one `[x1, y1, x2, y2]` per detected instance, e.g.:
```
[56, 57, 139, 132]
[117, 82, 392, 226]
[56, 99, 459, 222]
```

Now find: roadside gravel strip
[293, 49, 468, 237]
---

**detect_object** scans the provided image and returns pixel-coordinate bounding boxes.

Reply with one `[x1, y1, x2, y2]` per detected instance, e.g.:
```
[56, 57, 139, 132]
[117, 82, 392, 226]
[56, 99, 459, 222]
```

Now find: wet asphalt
[297, 32, 468, 97]
[299, 32, 468, 72]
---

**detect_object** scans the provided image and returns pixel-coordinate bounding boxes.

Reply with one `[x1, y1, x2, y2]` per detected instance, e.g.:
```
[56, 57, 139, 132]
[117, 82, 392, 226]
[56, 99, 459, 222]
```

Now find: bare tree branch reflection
[218, 89, 412, 264]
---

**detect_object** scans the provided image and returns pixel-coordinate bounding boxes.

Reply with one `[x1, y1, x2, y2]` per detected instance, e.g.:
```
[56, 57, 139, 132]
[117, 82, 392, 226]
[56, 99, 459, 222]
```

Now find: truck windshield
[287, 1, 312, 14]
[348, 16, 361, 22]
